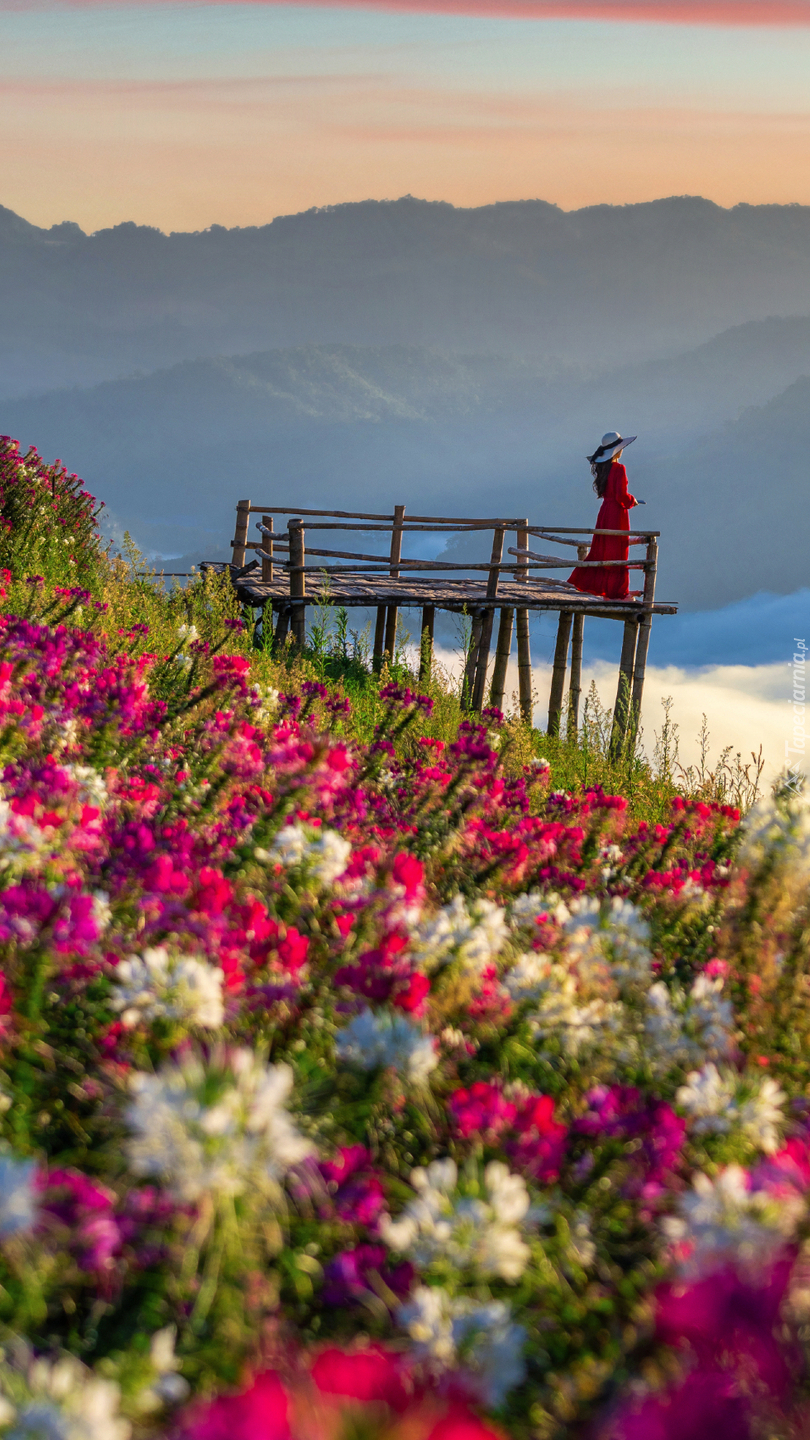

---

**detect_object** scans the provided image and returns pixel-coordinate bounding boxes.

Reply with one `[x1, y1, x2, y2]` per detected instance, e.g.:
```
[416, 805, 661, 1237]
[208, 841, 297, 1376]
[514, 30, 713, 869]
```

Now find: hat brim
[586, 434, 637, 463]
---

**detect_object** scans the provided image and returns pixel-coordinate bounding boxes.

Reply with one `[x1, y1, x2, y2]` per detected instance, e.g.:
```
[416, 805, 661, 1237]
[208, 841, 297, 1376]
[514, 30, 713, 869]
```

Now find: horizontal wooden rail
[283, 558, 648, 574]
[534, 530, 652, 548]
[528, 525, 659, 538]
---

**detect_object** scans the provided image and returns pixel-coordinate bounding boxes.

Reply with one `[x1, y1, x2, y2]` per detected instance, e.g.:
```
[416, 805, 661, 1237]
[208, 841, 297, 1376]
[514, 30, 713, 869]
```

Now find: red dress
[568, 461, 638, 600]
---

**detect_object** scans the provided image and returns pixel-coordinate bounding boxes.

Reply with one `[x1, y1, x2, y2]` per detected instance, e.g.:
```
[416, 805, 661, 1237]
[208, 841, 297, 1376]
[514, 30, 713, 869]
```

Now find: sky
[4, 0, 810, 232]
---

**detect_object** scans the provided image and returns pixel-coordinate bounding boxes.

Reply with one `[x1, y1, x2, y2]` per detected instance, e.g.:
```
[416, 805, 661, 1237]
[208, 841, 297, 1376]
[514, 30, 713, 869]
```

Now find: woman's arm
[611, 463, 638, 509]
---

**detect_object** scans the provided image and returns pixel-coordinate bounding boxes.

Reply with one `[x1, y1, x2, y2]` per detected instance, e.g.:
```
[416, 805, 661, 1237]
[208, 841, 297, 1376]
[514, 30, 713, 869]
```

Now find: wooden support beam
[471, 526, 505, 712]
[383, 504, 406, 659]
[372, 607, 386, 673]
[567, 612, 584, 739]
[419, 606, 435, 685]
[516, 519, 532, 724]
[289, 521, 306, 650]
[610, 619, 639, 758]
[629, 535, 658, 743]
[547, 609, 573, 737]
[462, 613, 484, 711]
[260, 516, 273, 583]
[232, 499, 251, 568]
[489, 607, 514, 714]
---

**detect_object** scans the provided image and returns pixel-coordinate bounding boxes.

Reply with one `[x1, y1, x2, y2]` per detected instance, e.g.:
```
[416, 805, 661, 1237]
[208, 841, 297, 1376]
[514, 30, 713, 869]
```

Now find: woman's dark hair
[591, 458, 614, 498]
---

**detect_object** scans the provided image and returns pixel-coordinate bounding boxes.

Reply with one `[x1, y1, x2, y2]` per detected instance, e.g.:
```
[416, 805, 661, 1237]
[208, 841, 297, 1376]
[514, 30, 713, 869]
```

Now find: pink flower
[309, 1344, 412, 1412]
[183, 1372, 291, 1440]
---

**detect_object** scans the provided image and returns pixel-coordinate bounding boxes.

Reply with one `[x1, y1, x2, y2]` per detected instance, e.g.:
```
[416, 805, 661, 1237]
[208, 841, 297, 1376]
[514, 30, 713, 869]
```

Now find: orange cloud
[3, 0, 810, 23]
[4, 68, 810, 233]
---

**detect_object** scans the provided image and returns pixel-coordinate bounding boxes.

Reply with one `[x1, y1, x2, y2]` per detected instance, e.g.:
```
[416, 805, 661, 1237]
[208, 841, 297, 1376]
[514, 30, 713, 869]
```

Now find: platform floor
[210, 565, 677, 620]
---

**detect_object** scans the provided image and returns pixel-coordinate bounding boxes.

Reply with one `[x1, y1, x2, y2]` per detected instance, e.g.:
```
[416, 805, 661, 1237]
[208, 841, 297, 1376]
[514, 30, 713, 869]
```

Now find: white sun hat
[586, 431, 637, 464]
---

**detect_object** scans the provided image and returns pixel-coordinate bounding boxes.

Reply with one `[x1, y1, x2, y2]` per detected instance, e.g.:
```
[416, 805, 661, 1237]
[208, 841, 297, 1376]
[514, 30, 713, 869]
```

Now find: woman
[568, 430, 643, 601]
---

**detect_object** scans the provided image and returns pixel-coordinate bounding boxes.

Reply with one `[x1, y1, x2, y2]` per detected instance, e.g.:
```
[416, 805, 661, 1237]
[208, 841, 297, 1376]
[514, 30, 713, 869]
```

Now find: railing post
[260, 516, 273, 583]
[232, 499, 251, 568]
[547, 609, 572, 737]
[516, 519, 532, 724]
[629, 534, 658, 743]
[472, 526, 505, 712]
[383, 503, 406, 661]
[419, 605, 435, 685]
[289, 519, 306, 650]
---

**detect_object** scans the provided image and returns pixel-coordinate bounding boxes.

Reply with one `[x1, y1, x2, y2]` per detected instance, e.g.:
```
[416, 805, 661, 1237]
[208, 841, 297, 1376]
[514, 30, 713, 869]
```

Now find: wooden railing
[229, 500, 661, 735]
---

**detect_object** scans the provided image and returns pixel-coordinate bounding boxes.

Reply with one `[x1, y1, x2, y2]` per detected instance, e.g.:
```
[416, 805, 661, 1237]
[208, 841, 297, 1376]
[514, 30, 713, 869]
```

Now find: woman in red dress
[568, 430, 643, 601]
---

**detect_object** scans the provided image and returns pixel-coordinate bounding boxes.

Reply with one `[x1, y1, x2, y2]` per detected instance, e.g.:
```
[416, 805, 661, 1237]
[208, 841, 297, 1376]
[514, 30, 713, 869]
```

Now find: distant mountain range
[5, 194, 810, 397]
[4, 317, 810, 608]
[5, 193, 810, 614]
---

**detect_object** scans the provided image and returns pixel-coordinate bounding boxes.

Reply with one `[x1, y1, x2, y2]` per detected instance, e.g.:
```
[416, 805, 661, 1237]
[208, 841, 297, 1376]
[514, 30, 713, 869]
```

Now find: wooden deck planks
[224, 568, 676, 619]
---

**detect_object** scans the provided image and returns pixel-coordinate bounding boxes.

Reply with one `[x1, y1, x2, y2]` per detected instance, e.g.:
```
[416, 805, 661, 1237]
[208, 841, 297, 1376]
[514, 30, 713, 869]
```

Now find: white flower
[739, 791, 810, 876]
[563, 895, 652, 988]
[381, 1158, 531, 1282]
[738, 1077, 787, 1155]
[111, 948, 225, 1030]
[134, 1329, 190, 1413]
[261, 823, 351, 885]
[64, 765, 108, 810]
[0, 1151, 38, 1239]
[527, 966, 620, 1057]
[645, 976, 735, 1076]
[251, 686, 280, 724]
[0, 1344, 130, 1440]
[502, 952, 552, 1002]
[508, 890, 569, 930]
[676, 1063, 737, 1136]
[676, 1064, 786, 1155]
[305, 829, 352, 884]
[409, 895, 508, 976]
[398, 1286, 526, 1408]
[91, 892, 112, 936]
[663, 1163, 804, 1275]
[177, 624, 199, 643]
[125, 1048, 313, 1202]
[335, 1009, 437, 1085]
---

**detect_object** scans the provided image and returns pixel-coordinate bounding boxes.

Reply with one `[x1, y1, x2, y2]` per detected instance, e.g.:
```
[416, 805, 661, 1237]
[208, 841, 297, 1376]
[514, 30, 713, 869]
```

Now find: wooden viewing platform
[209, 499, 678, 750]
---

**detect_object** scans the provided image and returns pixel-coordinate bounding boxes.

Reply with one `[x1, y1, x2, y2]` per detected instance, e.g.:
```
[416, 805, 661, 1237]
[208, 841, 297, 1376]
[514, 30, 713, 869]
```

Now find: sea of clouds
[419, 589, 810, 783]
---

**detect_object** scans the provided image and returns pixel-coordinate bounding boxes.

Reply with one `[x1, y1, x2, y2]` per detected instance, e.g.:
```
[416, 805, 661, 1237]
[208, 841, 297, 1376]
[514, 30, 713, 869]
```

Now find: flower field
[0, 436, 809, 1440]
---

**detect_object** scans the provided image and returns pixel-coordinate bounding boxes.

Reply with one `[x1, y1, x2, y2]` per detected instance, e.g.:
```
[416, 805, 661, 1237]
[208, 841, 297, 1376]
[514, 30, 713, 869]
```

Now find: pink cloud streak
[3, 0, 810, 23]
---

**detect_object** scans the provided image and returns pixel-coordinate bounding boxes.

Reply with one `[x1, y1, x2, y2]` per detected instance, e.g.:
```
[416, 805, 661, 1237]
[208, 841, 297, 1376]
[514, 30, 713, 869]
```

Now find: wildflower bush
[0, 437, 806, 1440]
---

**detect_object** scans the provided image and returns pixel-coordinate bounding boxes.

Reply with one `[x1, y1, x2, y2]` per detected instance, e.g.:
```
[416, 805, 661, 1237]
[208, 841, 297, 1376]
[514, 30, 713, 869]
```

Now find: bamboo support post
[260, 516, 273, 583]
[566, 542, 588, 739]
[383, 504, 406, 659]
[372, 607, 386, 673]
[463, 613, 484, 711]
[516, 519, 532, 723]
[419, 606, 435, 684]
[567, 612, 584, 739]
[471, 527, 505, 712]
[547, 609, 573, 737]
[289, 521, 306, 649]
[274, 607, 290, 649]
[629, 536, 658, 742]
[232, 499, 251, 568]
[489, 607, 514, 713]
[610, 619, 639, 758]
